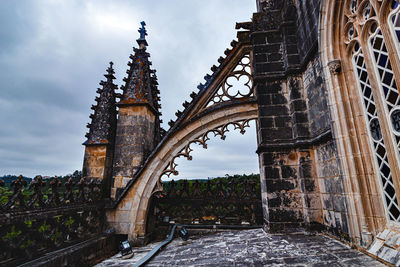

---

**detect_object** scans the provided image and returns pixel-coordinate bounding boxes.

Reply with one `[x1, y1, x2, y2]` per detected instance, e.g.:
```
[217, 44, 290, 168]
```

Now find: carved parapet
[151, 177, 262, 227]
[0, 175, 105, 265]
[4, 175, 27, 209]
[0, 176, 104, 212]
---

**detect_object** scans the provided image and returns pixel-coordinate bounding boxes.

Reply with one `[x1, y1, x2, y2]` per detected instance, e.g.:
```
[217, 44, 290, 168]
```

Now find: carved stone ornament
[328, 59, 342, 74]
[258, 0, 282, 12]
[160, 119, 256, 180]
[253, 11, 281, 31]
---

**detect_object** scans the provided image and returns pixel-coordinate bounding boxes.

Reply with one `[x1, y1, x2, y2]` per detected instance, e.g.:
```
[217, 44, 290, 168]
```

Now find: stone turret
[111, 22, 162, 199]
[82, 62, 118, 196]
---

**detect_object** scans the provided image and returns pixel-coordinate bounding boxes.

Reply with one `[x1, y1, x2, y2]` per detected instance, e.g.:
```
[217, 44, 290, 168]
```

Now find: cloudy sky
[0, 0, 259, 179]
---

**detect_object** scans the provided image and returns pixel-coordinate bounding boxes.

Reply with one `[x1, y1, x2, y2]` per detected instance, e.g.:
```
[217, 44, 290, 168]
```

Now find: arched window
[345, 0, 400, 222]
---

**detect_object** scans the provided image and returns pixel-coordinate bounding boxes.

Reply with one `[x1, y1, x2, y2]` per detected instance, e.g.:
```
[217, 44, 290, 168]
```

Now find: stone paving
[96, 228, 386, 266]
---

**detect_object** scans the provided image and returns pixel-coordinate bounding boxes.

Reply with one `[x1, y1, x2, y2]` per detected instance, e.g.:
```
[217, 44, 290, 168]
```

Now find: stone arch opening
[146, 119, 262, 238]
[106, 102, 258, 239]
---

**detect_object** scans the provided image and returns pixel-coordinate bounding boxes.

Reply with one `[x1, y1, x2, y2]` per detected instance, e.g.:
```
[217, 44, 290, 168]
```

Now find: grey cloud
[0, 0, 257, 178]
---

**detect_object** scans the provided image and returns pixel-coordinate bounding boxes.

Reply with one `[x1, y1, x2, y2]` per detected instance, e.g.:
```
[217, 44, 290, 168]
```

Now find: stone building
[82, 0, 400, 264]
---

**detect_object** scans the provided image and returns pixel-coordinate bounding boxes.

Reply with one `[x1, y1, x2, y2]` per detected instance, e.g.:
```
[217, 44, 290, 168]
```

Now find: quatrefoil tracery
[206, 54, 253, 108]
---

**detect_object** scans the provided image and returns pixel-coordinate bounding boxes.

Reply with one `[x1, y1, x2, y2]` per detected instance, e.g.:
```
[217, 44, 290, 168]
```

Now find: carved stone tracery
[159, 118, 256, 182]
[206, 54, 253, 108]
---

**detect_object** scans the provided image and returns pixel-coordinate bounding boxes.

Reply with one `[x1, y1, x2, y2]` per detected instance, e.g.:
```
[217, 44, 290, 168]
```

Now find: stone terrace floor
[95, 228, 386, 266]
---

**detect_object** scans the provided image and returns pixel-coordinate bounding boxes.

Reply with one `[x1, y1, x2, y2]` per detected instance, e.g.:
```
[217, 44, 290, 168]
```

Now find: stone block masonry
[82, 144, 115, 197]
[111, 105, 156, 199]
[253, 0, 347, 238]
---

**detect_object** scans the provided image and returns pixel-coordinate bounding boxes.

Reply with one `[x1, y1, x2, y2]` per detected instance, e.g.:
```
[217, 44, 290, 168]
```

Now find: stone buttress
[111, 24, 162, 199]
[252, 0, 348, 237]
[82, 62, 118, 197]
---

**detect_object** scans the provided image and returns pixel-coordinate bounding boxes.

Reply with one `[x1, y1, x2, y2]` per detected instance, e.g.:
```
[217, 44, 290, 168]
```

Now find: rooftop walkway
[95, 228, 386, 266]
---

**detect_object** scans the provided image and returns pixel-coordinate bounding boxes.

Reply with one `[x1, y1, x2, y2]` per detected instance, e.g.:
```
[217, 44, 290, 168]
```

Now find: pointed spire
[118, 22, 161, 116]
[117, 21, 163, 144]
[84, 62, 118, 145]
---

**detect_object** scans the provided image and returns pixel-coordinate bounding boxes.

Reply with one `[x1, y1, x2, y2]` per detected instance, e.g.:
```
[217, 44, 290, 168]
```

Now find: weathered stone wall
[294, 0, 320, 62]
[303, 57, 330, 134]
[316, 140, 349, 236]
[254, 0, 349, 237]
[111, 105, 156, 199]
[82, 145, 115, 196]
[302, 56, 349, 237]
[82, 146, 108, 179]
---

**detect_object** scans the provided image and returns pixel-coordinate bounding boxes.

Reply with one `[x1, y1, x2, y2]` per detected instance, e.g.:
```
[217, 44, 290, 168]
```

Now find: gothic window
[352, 45, 400, 221]
[345, 0, 400, 222]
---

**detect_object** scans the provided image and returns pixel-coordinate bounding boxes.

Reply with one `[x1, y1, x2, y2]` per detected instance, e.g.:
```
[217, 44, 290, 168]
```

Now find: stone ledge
[256, 128, 332, 152]
[367, 227, 400, 266]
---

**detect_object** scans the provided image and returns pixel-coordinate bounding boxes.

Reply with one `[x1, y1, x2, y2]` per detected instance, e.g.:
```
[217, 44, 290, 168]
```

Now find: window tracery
[352, 46, 400, 221]
[344, 0, 400, 222]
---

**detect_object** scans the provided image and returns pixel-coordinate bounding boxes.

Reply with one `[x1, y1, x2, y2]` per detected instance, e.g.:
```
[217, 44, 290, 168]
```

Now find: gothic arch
[320, 0, 400, 245]
[105, 39, 259, 238]
[107, 103, 257, 238]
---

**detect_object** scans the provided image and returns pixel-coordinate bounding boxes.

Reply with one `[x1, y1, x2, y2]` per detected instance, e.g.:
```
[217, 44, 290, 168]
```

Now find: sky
[0, 0, 259, 179]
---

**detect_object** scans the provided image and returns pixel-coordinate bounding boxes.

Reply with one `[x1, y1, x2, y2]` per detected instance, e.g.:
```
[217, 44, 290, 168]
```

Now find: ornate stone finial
[137, 21, 148, 47]
[328, 59, 342, 75]
[138, 21, 147, 39]
[106, 61, 115, 79]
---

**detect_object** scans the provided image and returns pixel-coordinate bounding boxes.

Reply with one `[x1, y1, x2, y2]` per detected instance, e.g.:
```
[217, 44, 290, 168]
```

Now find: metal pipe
[132, 224, 177, 267]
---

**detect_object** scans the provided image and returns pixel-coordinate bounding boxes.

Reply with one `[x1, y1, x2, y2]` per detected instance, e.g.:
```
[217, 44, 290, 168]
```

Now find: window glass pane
[352, 48, 400, 221]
